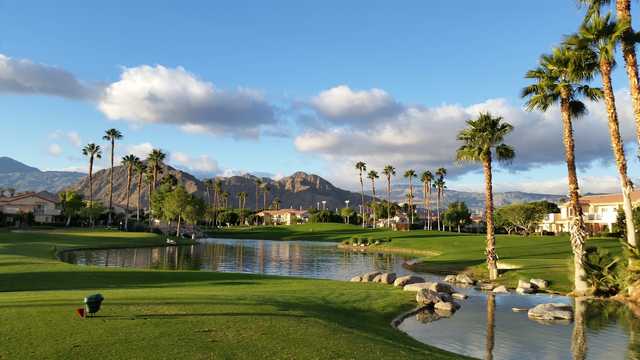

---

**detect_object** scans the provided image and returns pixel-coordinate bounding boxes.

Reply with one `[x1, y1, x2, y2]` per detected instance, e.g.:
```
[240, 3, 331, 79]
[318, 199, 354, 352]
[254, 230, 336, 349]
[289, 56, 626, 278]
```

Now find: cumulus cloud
[0, 54, 100, 99]
[309, 85, 401, 123]
[296, 85, 637, 189]
[98, 65, 279, 139]
[124, 142, 155, 159]
[171, 152, 219, 175]
[494, 175, 622, 195]
[47, 143, 63, 157]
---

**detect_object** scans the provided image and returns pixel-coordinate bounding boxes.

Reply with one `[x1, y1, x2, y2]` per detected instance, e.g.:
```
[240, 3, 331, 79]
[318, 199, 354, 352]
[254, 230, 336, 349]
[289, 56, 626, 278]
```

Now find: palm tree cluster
[521, 0, 640, 294]
[354, 162, 448, 230]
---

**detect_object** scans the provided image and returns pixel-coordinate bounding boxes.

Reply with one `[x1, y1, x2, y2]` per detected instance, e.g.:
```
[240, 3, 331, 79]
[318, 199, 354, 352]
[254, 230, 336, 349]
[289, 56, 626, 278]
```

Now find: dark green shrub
[583, 246, 624, 296]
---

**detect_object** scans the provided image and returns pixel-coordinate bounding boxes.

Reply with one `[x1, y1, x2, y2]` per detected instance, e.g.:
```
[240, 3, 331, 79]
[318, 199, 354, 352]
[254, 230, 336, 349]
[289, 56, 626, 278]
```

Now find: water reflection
[485, 293, 495, 360]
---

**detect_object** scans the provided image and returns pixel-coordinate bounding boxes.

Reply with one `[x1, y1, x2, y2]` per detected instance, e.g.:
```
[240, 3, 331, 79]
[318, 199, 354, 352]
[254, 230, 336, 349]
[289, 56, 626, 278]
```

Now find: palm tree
[567, 13, 637, 247]
[367, 170, 379, 228]
[456, 112, 515, 281]
[355, 161, 367, 228]
[404, 169, 417, 226]
[255, 179, 263, 211]
[134, 160, 146, 221]
[522, 46, 601, 295]
[238, 192, 247, 224]
[102, 128, 123, 225]
[382, 165, 396, 228]
[213, 180, 222, 226]
[144, 172, 153, 228]
[204, 179, 214, 208]
[82, 143, 102, 226]
[580, 0, 640, 152]
[262, 184, 271, 210]
[147, 149, 166, 192]
[222, 191, 230, 210]
[121, 154, 139, 231]
[421, 171, 434, 230]
[435, 168, 447, 231]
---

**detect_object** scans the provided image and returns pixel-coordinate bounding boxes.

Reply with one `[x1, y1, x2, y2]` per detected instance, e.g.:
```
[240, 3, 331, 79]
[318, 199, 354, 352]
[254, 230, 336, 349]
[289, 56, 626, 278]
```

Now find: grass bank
[216, 223, 622, 293]
[0, 229, 460, 359]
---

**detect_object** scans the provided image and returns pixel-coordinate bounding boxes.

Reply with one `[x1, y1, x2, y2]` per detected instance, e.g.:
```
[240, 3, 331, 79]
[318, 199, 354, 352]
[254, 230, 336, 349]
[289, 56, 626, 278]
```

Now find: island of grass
[215, 223, 622, 293]
[0, 229, 461, 360]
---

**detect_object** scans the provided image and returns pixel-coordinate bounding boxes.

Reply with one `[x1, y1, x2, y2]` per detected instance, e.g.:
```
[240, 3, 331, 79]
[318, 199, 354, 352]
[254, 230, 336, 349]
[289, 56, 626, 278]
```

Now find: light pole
[322, 200, 326, 211]
[344, 200, 350, 224]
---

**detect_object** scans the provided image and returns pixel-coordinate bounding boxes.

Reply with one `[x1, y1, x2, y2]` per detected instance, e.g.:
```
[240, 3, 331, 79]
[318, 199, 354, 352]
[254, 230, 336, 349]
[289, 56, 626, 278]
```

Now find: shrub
[583, 246, 624, 296]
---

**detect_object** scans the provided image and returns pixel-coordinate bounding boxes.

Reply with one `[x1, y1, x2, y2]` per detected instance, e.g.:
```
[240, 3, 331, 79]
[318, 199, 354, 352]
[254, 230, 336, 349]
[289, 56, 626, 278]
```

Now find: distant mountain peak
[0, 157, 41, 174]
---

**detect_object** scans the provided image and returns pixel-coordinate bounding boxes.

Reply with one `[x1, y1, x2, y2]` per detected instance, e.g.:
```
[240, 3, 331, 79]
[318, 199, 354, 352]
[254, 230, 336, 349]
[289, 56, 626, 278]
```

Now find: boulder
[404, 282, 434, 292]
[443, 275, 457, 283]
[530, 279, 548, 289]
[492, 285, 509, 293]
[478, 282, 495, 291]
[350, 275, 363, 282]
[393, 275, 425, 287]
[372, 272, 396, 284]
[528, 303, 574, 321]
[518, 280, 533, 289]
[434, 301, 460, 313]
[416, 289, 452, 305]
[516, 287, 535, 295]
[452, 292, 468, 300]
[428, 282, 455, 294]
[455, 274, 475, 285]
[361, 271, 382, 282]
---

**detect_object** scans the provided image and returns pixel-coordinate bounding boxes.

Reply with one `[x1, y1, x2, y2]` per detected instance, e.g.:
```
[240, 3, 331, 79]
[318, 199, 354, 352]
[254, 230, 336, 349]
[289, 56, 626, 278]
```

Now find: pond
[61, 238, 640, 360]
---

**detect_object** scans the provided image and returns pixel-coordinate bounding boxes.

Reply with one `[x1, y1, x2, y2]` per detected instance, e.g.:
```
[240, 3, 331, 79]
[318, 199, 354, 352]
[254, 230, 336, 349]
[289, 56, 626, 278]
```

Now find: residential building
[257, 209, 309, 225]
[0, 191, 61, 224]
[539, 191, 640, 234]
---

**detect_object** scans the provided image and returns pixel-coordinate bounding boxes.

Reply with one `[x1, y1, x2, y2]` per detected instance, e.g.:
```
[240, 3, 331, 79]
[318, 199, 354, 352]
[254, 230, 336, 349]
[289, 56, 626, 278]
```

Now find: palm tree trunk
[359, 172, 366, 228]
[108, 139, 114, 226]
[409, 179, 414, 225]
[436, 190, 441, 231]
[176, 214, 181, 237]
[423, 183, 427, 230]
[427, 184, 432, 230]
[88, 157, 94, 227]
[561, 93, 589, 295]
[125, 167, 132, 231]
[571, 297, 587, 360]
[483, 154, 498, 281]
[616, 1, 640, 156]
[136, 174, 142, 221]
[601, 60, 637, 246]
[387, 178, 391, 228]
[371, 181, 377, 229]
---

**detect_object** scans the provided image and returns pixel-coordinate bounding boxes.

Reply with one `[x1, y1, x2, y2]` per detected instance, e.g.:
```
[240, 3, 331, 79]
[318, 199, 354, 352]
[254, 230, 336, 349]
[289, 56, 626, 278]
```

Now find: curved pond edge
[54, 239, 198, 262]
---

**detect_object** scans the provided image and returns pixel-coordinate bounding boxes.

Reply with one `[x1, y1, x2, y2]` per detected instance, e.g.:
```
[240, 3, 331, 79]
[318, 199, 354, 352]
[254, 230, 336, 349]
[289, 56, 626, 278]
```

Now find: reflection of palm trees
[572, 297, 587, 360]
[485, 293, 495, 360]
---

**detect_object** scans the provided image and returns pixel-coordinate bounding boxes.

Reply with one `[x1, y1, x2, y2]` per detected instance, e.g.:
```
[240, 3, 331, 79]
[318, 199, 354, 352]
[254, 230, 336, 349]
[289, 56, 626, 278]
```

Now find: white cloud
[171, 152, 219, 175]
[309, 85, 400, 122]
[296, 86, 637, 191]
[47, 143, 63, 157]
[0, 54, 100, 99]
[98, 65, 278, 139]
[495, 175, 622, 195]
[67, 131, 82, 147]
[124, 142, 155, 159]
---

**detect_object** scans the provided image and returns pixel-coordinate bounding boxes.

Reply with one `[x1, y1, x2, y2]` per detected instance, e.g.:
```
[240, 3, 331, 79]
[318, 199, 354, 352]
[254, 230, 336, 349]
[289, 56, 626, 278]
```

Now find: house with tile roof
[256, 209, 309, 225]
[0, 191, 61, 224]
[539, 191, 640, 234]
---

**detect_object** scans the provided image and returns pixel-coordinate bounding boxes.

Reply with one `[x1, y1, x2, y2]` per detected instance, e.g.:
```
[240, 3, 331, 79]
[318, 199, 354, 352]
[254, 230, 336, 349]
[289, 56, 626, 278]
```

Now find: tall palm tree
[144, 171, 153, 228]
[404, 169, 417, 225]
[435, 168, 447, 231]
[382, 165, 396, 228]
[213, 180, 222, 226]
[580, 0, 640, 151]
[147, 149, 166, 192]
[102, 128, 123, 225]
[222, 191, 230, 210]
[134, 160, 146, 221]
[82, 143, 102, 226]
[355, 161, 367, 228]
[255, 179, 263, 211]
[204, 179, 214, 208]
[522, 46, 601, 295]
[456, 112, 515, 281]
[567, 13, 637, 247]
[367, 170, 379, 228]
[238, 192, 247, 224]
[421, 171, 434, 230]
[121, 154, 139, 231]
[262, 184, 271, 210]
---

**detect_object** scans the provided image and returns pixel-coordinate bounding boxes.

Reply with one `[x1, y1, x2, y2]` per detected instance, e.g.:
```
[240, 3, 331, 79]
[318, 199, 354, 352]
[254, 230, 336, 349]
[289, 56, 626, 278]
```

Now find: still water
[61, 238, 640, 360]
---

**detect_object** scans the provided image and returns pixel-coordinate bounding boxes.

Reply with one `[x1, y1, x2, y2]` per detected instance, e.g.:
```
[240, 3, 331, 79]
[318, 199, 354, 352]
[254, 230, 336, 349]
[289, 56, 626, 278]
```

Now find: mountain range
[0, 156, 565, 211]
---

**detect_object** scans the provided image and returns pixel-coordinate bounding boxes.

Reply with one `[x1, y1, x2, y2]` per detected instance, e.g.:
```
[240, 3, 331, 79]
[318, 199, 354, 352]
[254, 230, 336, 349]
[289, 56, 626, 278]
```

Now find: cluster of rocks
[527, 303, 573, 321]
[443, 273, 475, 285]
[350, 271, 396, 284]
[515, 279, 548, 294]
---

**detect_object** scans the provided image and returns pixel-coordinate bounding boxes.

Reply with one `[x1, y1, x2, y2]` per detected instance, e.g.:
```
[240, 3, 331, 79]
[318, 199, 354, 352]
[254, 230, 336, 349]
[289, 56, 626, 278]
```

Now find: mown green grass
[0, 229, 461, 360]
[216, 223, 622, 293]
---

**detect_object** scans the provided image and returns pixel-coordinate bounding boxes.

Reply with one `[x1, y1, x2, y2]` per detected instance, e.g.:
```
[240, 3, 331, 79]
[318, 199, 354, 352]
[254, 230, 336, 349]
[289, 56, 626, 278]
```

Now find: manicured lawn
[216, 223, 623, 293]
[0, 229, 460, 359]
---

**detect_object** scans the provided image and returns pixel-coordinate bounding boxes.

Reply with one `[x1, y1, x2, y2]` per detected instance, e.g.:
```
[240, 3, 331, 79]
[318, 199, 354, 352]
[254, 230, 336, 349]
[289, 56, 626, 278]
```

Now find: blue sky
[1, 0, 639, 194]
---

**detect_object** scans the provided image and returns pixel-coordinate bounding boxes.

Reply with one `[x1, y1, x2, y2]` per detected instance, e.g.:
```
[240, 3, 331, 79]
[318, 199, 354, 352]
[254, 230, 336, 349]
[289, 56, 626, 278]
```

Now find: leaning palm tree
[382, 165, 396, 228]
[82, 143, 102, 226]
[367, 170, 379, 228]
[421, 171, 434, 230]
[567, 13, 637, 247]
[134, 160, 146, 221]
[456, 112, 515, 281]
[522, 45, 601, 295]
[580, 0, 640, 151]
[121, 154, 139, 231]
[404, 169, 417, 225]
[102, 128, 123, 225]
[355, 161, 367, 228]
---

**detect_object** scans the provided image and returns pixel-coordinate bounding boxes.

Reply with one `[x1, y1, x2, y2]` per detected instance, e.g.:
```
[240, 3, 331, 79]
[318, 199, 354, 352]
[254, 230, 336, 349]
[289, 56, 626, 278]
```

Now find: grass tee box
[0, 229, 461, 359]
